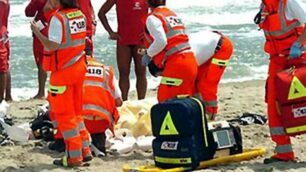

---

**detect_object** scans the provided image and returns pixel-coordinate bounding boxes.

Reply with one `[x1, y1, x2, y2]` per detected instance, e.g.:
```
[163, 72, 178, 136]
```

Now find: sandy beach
[2, 80, 306, 172]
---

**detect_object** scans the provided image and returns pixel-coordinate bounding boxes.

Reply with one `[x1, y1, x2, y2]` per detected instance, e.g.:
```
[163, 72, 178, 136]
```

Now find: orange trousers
[157, 52, 198, 102]
[196, 36, 233, 120]
[48, 57, 91, 163]
[266, 54, 306, 161]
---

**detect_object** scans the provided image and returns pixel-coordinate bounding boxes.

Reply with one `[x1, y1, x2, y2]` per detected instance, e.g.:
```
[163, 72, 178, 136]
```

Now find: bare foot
[5, 96, 13, 102]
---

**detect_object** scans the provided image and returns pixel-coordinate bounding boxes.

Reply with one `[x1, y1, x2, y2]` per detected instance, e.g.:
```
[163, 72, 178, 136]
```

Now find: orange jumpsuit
[144, 7, 198, 102]
[44, 8, 91, 164]
[258, 0, 306, 161]
[82, 58, 120, 134]
[195, 33, 233, 120]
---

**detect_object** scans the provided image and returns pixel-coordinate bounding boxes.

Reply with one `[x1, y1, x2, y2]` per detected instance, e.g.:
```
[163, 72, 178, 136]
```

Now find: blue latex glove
[289, 42, 302, 58]
[141, 54, 152, 66]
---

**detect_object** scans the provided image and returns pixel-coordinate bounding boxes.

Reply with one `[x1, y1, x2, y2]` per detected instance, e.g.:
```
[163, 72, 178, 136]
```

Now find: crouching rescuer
[82, 57, 122, 155]
[31, 0, 92, 167]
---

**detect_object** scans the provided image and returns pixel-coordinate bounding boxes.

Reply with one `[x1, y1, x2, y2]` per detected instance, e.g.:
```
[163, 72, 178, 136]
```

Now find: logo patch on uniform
[288, 76, 306, 100]
[86, 66, 103, 78]
[293, 106, 306, 118]
[159, 111, 179, 135]
[161, 141, 178, 150]
[133, 1, 142, 10]
[69, 18, 86, 34]
[166, 16, 184, 28]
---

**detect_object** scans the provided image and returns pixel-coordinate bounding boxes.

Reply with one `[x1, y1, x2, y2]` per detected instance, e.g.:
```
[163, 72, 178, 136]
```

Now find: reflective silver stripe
[203, 100, 218, 107]
[166, 29, 186, 39]
[83, 115, 104, 120]
[152, 12, 190, 65]
[78, 122, 86, 130]
[162, 42, 191, 64]
[275, 144, 293, 154]
[68, 150, 82, 158]
[83, 104, 114, 124]
[58, 11, 85, 49]
[83, 80, 115, 98]
[193, 93, 203, 100]
[62, 129, 79, 139]
[165, 42, 191, 57]
[62, 52, 84, 69]
[52, 121, 58, 128]
[270, 127, 286, 136]
[60, 39, 85, 49]
[264, 1, 301, 37]
[82, 140, 90, 148]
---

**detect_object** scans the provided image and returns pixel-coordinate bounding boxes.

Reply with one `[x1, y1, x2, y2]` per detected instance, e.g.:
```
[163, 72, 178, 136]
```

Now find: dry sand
[1, 80, 306, 172]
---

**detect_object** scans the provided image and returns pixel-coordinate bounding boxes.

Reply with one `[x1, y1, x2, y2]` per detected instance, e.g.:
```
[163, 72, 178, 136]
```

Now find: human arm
[146, 15, 167, 57]
[30, 16, 61, 51]
[98, 0, 121, 40]
[25, 0, 38, 17]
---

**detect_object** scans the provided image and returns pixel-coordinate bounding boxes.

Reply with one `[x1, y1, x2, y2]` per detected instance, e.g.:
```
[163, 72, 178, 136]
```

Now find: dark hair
[148, 0, 166, 8]
[60, 0, 79, 9]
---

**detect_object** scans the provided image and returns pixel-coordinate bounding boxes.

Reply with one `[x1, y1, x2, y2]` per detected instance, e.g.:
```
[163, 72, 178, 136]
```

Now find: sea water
[8, 0, 305, 100]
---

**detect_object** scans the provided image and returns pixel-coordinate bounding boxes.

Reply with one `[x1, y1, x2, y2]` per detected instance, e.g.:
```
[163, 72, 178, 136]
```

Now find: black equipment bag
[151, 97, 217, 169]
[30, 110, 54, 141]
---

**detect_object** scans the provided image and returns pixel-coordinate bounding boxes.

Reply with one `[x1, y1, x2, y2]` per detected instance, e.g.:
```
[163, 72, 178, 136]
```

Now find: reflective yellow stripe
[286, 125, 306, 134]
[48, 85, 67, 94]
[211, 58, 229, 66]
[288, 76, 306, 100]
[190, 97, 208, 147]
[155, 156, 192, 164]
[160, 77, 183, 86]
[66, 10, 83, 19]
[159, 111, 179, 135]
[62, 156, 68, 167]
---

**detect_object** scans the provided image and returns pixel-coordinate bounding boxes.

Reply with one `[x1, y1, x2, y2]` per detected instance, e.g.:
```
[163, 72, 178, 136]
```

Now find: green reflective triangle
[159, 111, 179, 135]
[288, 76, 306, 100]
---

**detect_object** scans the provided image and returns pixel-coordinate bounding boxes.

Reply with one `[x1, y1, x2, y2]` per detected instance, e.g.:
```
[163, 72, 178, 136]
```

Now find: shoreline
[3, 79, 306, 172]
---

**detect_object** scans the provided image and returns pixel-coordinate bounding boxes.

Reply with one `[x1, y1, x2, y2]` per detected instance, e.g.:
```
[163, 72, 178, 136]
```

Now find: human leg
[73, 73, 91, 159]
[0, 41, 9, 103]
[197, 36, 233, 120]
[33, 64, 47, 99]
[157, 53, 198, 102]
[5, 71, 12, 101]
[117, 45, 132, 101]
[132, 45, 147, 100]
[33, 38, 46, 99]
[265, 56, 294, 162]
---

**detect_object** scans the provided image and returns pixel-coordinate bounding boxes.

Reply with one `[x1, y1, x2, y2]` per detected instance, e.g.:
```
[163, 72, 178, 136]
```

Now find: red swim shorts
[0, 41, 10, 73]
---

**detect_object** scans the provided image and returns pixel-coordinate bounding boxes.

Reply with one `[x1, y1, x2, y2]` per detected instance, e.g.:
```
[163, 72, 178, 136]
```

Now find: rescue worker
[189, 31, 233, 121]
[254, 0, 306, 163]
[25, 0, 48, 99]
[30, 0, 92, 167]
[98, 0, 148, 101]
[0, 0, 12, 103]
[83, 57, 122, 155]
[141, 0, 198, 102]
